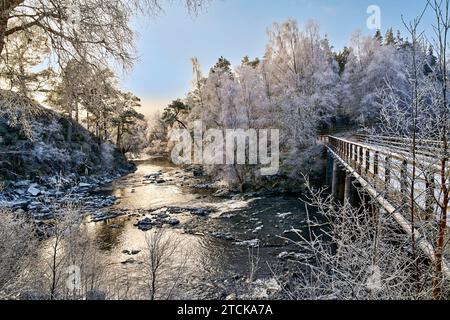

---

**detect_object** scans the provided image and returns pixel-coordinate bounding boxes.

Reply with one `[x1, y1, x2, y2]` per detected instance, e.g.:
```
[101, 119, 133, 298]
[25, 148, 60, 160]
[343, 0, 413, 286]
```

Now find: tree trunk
[116, 123, 121, 146]
[75, 101, 79, 123]
[66, 113, 73, 142]
[0, 13, 9, 56]
[433, 157, 448, 300]
[0, 1, 25, 56]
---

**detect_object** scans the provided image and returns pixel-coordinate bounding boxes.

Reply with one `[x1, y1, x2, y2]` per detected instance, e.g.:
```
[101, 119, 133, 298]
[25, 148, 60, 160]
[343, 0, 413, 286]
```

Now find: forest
[0, 0, 449, 301]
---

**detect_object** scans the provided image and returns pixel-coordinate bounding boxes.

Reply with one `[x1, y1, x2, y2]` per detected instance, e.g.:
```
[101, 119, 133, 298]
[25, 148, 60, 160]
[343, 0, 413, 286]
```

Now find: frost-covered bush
[0, 208, 38, 298]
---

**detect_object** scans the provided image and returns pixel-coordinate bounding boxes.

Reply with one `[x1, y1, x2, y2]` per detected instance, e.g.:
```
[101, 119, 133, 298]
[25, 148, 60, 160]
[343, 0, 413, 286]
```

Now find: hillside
[0, 93, 133, 182]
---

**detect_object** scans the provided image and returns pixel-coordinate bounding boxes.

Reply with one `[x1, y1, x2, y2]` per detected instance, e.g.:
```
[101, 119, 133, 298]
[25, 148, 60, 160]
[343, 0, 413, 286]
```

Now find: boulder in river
[277, 251, 302, 261]
[233, 239, 260, 248]
[276, 212, 293, 219]
[168, 218, 180, 226]
[165, 207, 186, 214]
[190, 208, 210, 216]
[79, 183, 92, 188]
[122, 249, 141, 255]
[252, 225, 264, 234]
[210, 232, 234, 241]
[121, 258, 136, 264]
[136, 217, 153, 231]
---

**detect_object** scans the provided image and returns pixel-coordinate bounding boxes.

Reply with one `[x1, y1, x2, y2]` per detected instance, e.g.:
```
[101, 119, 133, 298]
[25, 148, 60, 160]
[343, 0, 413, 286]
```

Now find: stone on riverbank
[233, 239, 260, 248]
[27, 186, 41, 196]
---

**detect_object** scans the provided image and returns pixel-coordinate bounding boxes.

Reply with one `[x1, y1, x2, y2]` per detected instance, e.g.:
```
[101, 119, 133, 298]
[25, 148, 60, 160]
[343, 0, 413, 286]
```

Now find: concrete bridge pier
[328, 151, 363, 208]
[331, 160, 346, 204]
[344, 172, 358, 206]
[326, 150, 334, 187]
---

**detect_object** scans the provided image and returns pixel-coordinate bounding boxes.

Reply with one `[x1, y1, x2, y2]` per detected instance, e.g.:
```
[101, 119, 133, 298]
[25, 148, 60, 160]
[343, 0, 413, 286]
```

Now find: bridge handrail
[326, 136, 444, 174]
[355, 134, 444, 146]
[355, 134, 448, 159]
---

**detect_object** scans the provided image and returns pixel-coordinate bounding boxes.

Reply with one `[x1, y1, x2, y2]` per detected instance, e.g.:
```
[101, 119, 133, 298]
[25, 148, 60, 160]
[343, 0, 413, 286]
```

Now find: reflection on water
[84, 157, 312, 298]
[97, 160, 200, 210]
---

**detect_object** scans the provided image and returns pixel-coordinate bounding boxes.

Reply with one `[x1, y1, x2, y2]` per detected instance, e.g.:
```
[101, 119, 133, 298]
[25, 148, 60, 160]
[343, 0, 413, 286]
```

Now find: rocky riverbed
[0, 167, 134, 222]
[1, 157, 322, 299]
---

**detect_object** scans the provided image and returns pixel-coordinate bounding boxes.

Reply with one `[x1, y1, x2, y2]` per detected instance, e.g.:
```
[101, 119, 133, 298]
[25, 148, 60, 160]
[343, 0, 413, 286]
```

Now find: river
[82, 157, 319, 299]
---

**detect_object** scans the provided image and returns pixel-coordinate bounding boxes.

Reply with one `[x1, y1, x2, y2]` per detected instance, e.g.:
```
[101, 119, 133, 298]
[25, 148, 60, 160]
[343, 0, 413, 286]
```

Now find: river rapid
[81, 157, 319, 299]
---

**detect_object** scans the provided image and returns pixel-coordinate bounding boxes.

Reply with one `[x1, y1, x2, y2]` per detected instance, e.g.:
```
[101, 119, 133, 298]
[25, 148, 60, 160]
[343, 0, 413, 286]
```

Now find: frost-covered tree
[0, 0, 210, 66]
[341, 30, 410, 125]
[158, 20, 341, 190]
[261, 20, 340, 181]
[0, 25, 51, 98]
[110, 91, 146, 153]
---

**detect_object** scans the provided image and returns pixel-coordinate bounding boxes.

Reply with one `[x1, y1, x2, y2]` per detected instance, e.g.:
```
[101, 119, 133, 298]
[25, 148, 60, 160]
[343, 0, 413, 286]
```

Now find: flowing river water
[80, 157, 319, 299]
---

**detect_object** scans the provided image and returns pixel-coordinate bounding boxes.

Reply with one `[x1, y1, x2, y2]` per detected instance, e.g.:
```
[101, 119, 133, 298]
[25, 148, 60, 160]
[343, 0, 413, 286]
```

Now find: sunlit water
[82, 158, 315, 299]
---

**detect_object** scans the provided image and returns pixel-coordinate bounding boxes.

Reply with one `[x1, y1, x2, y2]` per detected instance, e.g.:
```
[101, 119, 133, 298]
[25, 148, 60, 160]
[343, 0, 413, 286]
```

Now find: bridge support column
[332, 161, 346, 204]
[344, 172, 357, 206]
[326, 150, 334, 187]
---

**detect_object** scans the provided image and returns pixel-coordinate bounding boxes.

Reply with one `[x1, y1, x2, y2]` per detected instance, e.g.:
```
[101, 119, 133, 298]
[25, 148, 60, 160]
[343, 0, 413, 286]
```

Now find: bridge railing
[354, 134, 449, 160]
[326, 135, 445, 217]
[322, 135, 450, 278]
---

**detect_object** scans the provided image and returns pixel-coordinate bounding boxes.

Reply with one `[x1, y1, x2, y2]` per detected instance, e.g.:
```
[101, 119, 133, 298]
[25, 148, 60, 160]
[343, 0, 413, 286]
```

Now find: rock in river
[210, 232, 234, 241]
[233, 239, 260, 248]
[79, 183, 92, 188]
[277, 251, 302, 261]
[121, 258, 136, 264]
[190, 208, 210, 216]
[136, 217, 153, 231]
[168, 218, 180, 226]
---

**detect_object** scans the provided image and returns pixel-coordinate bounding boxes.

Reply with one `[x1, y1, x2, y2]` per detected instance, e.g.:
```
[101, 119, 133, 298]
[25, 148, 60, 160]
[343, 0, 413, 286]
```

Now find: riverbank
[0, 157, 319, 299]
[0, 162, 136, 221]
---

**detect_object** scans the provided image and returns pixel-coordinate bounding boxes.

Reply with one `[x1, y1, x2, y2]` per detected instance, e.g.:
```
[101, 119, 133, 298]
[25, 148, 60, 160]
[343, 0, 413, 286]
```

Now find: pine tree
[385, 28, 395, 46]
[242, 56, 260, 69]
[424, 45, 437, 76]
[334, 47, 351, 75]
[374, 30, 383, 44]
[210, 56, 232, 75]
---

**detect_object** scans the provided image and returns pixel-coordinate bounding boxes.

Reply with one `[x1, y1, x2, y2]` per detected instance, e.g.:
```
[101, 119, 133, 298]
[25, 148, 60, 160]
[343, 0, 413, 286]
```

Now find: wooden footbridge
[318, 134, 450, 279]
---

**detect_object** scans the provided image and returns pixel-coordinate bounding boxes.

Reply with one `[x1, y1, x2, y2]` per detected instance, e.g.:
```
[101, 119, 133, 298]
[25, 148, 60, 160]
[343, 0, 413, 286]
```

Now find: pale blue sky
[122, 0, 434, 117]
